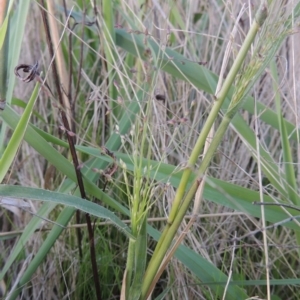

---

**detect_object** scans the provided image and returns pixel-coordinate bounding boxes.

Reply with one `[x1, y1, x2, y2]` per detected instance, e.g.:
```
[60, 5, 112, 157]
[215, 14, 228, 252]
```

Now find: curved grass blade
[0, 82, 40, 182]
[0, 184, 133, 238]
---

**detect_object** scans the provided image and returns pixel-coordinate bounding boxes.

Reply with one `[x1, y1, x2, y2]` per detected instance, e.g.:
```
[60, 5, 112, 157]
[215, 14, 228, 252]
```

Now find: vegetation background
[0, 1, 300, 299]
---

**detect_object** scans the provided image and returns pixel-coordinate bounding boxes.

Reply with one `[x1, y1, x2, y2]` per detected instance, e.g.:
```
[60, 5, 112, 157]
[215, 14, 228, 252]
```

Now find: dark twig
[60, 0, 83, 267]
[39, 1, 102, 299]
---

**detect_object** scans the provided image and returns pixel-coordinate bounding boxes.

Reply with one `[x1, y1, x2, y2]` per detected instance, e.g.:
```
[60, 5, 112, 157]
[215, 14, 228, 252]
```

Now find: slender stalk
[0, 0, 9, 104]
[124, 89, 154, 297]
[142, 114, 231, 299]
[141, 3, 268, 298]
[147, 1, 267, 267]
[167, 3, 267, 224]
[0, 0, 12, 157]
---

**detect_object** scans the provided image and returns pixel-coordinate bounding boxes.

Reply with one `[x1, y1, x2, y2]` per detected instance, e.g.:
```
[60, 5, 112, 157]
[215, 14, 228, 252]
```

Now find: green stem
[128, 216, 147, 299]
[125, 238, 136, 298]
[167, 2, 265, 224]
[142, 114, 232, 299]
[142, 3, 268, 298]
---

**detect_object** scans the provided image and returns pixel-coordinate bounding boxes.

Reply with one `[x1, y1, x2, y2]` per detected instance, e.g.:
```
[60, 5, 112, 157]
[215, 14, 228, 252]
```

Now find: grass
[1, 1, 300, 299]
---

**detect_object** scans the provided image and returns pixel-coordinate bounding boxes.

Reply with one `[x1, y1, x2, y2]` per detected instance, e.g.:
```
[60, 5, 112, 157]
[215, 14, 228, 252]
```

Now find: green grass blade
[0, 184, 133, 238]
[270, 59, 299, 205]
[0, 0, 31, 156]
[269, 59, 300, 252]
[0, 8, 8, 47]
[231, 114, 288, 197]
[0, 82, 40, 182]
[0, 1, 9, 102]
[11, 97, 47, 122]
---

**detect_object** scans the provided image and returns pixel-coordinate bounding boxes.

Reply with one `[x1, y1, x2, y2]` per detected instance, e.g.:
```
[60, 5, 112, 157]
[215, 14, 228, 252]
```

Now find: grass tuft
[0, 1, 300, 299]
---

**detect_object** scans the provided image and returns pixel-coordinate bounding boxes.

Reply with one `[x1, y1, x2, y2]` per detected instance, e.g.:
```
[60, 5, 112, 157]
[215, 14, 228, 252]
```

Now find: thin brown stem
[39, 2, 102, 299]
